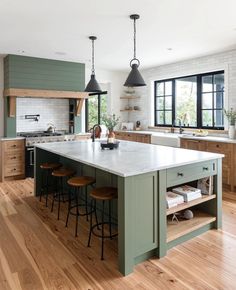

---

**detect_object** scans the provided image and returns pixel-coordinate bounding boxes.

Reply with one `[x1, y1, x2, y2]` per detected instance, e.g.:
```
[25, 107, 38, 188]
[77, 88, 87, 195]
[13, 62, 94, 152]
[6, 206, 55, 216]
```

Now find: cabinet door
[180, 139, 206, 151]
[206, 141, 232, 186]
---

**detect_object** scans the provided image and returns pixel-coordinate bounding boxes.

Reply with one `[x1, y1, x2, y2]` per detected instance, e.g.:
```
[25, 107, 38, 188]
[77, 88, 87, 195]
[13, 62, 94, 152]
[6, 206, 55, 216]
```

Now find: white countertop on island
[35, 140, 223, 177]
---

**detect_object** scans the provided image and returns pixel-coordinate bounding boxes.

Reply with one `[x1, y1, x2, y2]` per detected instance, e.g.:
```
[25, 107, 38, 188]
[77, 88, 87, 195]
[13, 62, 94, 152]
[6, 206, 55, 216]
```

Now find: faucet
[178, 119, 184, 134]
[91, 124, 101, 142]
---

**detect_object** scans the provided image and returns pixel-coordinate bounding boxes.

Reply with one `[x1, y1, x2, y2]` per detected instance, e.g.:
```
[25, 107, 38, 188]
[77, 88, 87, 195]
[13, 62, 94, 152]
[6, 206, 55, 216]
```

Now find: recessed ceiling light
[17, 50, 25, 53]
[167, 48, 173, 51]
[55, 51, 66, 56]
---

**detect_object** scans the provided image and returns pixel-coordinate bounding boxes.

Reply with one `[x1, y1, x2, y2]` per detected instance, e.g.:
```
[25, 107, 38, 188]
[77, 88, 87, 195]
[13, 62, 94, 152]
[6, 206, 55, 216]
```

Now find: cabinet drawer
[207, 141, 230, 154]
[4, 151, 24, 165]
[4, 164, 24, 177]
[4, 140, 24, 151]
[166, 160, 217, 187]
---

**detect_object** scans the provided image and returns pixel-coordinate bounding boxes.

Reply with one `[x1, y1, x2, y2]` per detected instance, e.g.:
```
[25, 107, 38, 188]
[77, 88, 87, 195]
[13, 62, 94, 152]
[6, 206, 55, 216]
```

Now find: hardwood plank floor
[0, 179, 236, 289]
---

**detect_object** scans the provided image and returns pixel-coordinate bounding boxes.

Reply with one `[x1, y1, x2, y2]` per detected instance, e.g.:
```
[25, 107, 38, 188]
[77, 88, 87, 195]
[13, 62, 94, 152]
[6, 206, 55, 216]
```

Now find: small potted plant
[224, 108, 236, 139]
[102, 114, 120, 143]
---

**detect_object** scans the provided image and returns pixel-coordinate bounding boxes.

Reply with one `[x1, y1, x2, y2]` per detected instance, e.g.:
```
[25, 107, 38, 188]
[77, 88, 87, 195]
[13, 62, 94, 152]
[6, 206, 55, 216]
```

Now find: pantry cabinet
[180, 138, 234, 191]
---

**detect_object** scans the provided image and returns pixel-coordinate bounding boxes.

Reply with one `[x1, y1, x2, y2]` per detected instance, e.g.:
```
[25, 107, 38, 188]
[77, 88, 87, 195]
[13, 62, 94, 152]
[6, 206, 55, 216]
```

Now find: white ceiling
[0, 0, 236, 72]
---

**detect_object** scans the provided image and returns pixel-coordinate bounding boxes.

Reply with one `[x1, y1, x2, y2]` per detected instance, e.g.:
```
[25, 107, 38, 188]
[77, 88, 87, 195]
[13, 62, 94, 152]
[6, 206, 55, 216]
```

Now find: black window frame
[85, 91, 108, 132]
[154, 70, 224, 130]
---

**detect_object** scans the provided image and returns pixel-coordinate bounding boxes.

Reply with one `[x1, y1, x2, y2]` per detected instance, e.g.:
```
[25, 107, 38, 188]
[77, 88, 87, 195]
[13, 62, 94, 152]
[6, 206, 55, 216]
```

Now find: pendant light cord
[133, 17, 136, 59]
[92, 38, 95, 75]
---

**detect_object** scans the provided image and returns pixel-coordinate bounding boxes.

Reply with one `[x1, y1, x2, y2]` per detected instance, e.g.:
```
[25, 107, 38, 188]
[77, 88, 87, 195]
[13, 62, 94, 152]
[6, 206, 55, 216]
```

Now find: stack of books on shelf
[166, 191, 184, 209]
[173, 185, 202, 202]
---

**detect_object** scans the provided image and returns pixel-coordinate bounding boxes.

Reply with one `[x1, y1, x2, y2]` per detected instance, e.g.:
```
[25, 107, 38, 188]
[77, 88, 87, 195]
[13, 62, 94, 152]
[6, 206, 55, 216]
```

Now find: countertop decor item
[84, 36, 102, 93]
[224, 108, 236, 139]
[100, 141, 120, 150]
[102, 114, 120, 143]
[124, 14, 146, 87]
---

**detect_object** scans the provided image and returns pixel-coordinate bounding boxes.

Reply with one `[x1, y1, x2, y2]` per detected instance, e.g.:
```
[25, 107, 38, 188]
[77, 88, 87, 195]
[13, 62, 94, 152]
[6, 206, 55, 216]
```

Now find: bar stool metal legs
[87, 187, 118, 260]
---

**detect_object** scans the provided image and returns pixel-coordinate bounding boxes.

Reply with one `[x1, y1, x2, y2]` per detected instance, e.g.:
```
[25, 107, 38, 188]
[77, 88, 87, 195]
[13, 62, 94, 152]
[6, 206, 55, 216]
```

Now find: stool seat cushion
[40, 162, 61, 170]
[90, 187, 118, 200]
[52, 167, 75, 177]
[67, 176, 96, 187]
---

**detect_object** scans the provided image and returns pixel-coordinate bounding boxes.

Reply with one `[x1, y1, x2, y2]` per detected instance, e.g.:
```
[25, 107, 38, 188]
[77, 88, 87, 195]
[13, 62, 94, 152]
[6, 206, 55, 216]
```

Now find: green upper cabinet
[4, 54, 85, 91]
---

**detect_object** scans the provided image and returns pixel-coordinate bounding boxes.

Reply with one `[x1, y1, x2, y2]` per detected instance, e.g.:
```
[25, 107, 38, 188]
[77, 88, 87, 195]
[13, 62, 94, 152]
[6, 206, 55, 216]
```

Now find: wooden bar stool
[51, 167, 75, 220]
[39, 162, 61, 207]
[87, 187, 118, 260]
[66, 176, 96, 237]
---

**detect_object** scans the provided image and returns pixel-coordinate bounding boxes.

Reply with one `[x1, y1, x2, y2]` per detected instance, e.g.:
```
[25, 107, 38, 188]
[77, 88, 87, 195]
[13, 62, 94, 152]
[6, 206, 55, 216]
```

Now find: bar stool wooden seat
[39, 162, 61, 207]
[51, 167, 75, 220]
[87, 187, 118, 260]
[66, 176, 96, 237]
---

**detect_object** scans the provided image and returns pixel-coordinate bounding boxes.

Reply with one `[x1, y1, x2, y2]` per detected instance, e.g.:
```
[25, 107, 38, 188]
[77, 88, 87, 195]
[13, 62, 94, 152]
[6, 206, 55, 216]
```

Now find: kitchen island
[34, 140, 223, 276]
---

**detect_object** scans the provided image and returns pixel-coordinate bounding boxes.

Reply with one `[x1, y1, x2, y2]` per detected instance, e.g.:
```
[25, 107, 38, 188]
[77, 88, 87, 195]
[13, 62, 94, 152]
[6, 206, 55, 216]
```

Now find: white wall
[16, 98, 69, 132]
[0, 57, 4, 137]
[127, 49, 236, 130]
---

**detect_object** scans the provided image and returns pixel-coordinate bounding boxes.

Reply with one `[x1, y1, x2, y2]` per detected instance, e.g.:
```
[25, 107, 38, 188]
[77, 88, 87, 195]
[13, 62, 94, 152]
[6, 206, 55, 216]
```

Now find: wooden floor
[0, 180, 236, 290]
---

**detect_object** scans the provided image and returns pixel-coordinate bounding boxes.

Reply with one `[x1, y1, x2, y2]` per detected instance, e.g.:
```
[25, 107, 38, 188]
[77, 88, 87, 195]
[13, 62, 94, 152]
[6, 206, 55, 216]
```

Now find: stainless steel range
[18, 131, 77, 177]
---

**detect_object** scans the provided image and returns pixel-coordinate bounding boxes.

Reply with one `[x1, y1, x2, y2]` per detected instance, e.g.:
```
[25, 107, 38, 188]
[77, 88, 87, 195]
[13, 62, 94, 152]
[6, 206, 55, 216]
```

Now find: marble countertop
[179, 134, 236, 143]
[35, 140, 223, 177]
[116, 130, 236, 143]
[0, 137, 25, 141]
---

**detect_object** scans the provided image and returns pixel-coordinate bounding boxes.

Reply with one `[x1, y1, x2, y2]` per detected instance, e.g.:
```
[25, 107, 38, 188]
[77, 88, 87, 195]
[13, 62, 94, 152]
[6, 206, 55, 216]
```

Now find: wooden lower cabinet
[0, 139, 25, 182]
[180, 138, 234, 191]
[115, 131, 151, 144]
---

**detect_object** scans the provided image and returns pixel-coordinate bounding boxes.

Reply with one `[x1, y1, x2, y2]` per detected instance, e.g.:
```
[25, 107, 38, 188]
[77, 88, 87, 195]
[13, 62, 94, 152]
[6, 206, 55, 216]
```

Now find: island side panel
[118, 171, 158, 276]
[158, 169, 167, 258]
[34, 147, 60, 196]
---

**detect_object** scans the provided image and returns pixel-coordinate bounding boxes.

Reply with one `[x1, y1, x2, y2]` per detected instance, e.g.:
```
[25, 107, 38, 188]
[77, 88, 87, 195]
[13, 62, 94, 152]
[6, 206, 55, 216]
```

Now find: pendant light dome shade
[124, 63, 146, 87]
[85, 36, 102, 93]
[124, 14, 146, 87]
[85, 74, 101, 92]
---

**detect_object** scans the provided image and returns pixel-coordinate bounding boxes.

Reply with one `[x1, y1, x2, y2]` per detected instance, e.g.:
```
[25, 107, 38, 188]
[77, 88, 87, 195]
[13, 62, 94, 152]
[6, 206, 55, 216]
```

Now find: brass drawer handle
[216, 144, 219, 148]
[11, 168, 17, 171]
[11, 156, 17, 160]
[177, 172, 184, 177]
[11, 144, 17, 148]
[203, 167, 209, 171]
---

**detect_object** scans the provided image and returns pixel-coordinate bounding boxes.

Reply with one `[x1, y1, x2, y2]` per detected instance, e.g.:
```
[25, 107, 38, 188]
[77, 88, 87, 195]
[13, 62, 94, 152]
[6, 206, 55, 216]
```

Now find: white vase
[228, 125, 235, 139]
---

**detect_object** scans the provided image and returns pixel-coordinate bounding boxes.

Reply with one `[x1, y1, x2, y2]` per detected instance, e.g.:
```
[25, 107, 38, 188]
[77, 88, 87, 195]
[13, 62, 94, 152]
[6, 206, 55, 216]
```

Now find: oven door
[25, 146, 34, 178]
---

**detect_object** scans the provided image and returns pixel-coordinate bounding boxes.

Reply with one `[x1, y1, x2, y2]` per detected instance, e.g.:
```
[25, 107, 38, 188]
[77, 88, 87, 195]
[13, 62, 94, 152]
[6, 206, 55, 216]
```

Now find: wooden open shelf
[120, 96, 140, 99]
[120, 109, 141, 112]
[167, 210, 216, 243]
[166, 194, 216, 216]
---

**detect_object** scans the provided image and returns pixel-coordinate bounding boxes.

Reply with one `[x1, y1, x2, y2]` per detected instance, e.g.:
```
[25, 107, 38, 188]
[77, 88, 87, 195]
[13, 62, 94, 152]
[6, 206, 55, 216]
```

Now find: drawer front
[166, 160, 217, 187]
[4, 164, 24, 177]
[4, 140, 24, 152]
[4, 151, 24, 165]
[207, 141, 230, 154]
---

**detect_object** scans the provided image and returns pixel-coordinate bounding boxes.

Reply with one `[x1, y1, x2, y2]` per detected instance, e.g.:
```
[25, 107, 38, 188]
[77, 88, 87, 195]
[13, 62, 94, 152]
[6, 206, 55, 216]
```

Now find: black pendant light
[124, 14, 146, 87]
[85, 36, 102, 92]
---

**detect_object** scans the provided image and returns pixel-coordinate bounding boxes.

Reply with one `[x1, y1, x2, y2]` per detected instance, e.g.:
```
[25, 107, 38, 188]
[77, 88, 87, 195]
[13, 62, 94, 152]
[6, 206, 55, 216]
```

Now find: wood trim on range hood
[4, 88, 89, 117]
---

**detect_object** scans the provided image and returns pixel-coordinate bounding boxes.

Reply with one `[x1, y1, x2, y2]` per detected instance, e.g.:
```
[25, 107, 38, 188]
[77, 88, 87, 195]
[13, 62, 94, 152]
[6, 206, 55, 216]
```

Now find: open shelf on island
[167, 210, 216, 243]
[166, 194, 216, 216]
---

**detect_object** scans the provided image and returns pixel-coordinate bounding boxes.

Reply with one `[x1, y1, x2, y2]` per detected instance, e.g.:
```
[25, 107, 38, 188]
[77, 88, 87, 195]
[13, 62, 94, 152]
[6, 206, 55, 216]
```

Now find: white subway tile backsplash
[16, 98, 69, 132]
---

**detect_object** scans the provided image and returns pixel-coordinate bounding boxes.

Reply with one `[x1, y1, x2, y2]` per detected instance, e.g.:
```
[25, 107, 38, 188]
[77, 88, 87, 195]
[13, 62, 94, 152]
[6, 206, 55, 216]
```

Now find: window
[85, 91, 107, 131]
[154, 71, 224, 129]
